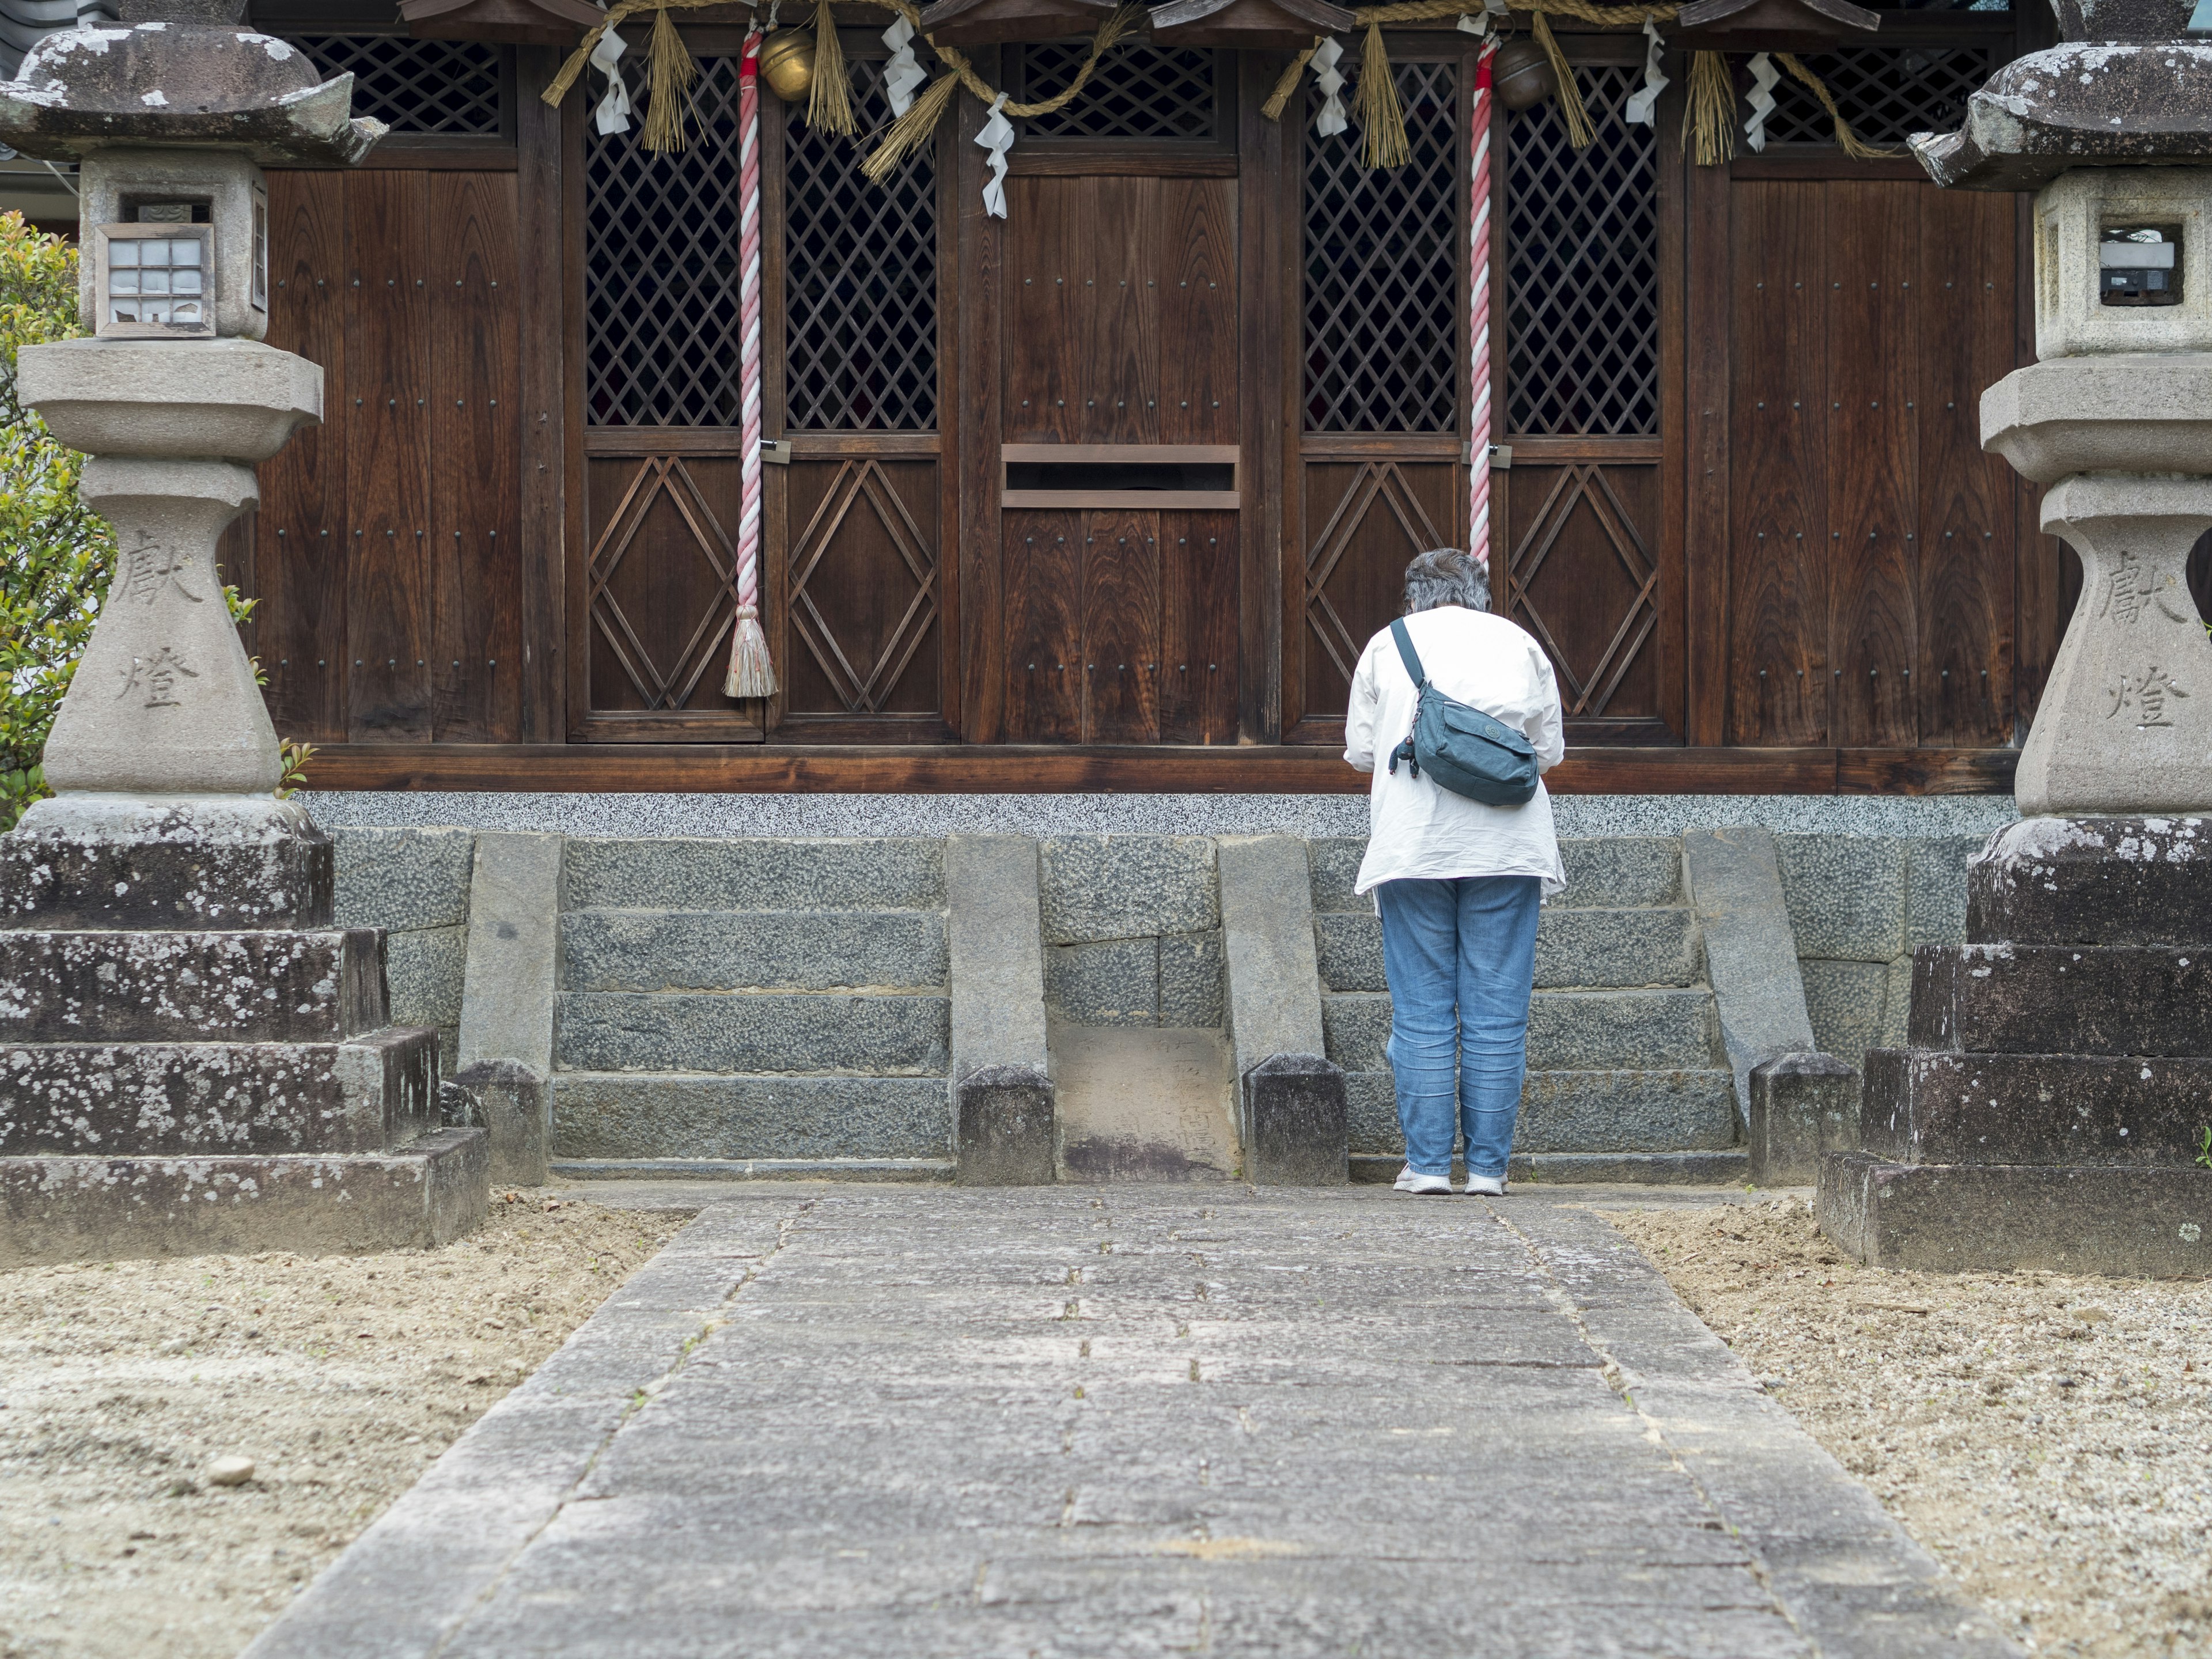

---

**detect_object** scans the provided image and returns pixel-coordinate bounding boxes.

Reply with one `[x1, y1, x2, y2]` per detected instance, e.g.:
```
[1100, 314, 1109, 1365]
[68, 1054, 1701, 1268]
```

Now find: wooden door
[997, 174, 1240, 744]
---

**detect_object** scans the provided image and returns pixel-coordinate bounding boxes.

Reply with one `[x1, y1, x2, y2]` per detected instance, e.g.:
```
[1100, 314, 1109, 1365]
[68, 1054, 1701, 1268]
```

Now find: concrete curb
[945, 836, 1055, 1183]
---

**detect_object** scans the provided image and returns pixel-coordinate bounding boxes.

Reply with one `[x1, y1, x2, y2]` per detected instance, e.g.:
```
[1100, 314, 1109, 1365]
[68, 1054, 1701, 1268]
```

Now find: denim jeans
[1376, 875, 1542, 1180]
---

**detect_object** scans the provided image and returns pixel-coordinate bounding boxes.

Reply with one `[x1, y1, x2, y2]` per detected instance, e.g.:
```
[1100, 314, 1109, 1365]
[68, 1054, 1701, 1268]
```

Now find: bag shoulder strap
[1388, 618, 1427, 689]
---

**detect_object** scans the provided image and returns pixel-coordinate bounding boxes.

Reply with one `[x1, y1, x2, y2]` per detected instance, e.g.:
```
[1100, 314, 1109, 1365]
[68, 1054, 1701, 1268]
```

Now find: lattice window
[1303, 62, 1460, 434]
[786, 59, 937, 431]
[1765, 44, 2003, 145]
[1506, 65, 1658, 437]
[285, 36, 504, 136]
[1016, 42, 1218, 139]
[585, 58, 747, 427]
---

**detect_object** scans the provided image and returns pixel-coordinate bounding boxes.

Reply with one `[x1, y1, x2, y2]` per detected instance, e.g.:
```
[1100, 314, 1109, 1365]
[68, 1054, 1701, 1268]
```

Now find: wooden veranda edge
[294, 745, 2020, 796]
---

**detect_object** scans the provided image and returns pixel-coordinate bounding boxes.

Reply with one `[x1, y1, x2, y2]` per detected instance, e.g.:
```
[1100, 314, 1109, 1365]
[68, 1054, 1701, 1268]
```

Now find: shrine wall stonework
[330, 828, 475, 1065]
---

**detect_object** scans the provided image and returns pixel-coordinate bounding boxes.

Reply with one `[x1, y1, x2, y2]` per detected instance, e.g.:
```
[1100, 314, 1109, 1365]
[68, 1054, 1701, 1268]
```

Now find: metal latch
[761, 438, 791, 466]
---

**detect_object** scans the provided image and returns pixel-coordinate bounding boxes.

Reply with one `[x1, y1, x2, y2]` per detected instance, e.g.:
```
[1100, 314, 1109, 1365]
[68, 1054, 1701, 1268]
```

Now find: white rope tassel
[1623, 18, 1668, 127]
[1312, 36, 1347, 137]
[1745, 51, 1779, 151]
[590, 26, 632, 135]
[1456, 0, 1506, 35]
[977, 92, 1014, 218]
[882, 13, 926, 116]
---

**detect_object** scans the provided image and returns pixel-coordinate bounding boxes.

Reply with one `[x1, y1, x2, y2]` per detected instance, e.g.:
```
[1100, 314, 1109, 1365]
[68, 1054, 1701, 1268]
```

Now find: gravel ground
[0, 1194, 690, 1659]
[1608, 1195, 2212, 1659]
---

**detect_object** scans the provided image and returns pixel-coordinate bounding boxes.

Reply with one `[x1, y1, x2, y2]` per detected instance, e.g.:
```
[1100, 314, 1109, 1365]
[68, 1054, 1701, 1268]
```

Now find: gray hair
[1402, 548, 1490, 615]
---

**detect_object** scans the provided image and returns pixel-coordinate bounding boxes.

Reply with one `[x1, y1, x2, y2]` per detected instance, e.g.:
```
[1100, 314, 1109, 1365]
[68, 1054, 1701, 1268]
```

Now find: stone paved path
[248, 1188, 2018, 1658]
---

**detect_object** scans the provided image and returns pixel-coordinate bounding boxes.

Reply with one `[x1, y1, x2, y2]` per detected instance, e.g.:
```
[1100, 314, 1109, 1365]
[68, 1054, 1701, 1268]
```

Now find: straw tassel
[1529, 12, 1593, 149]
[809, 0, 857, 136]
[1260, 37, 1323, 122]
[726, 606, 778, 698]
[1684, 50, 1735, 166]
[1353, 21, 1410, 168]
[639, 1, 700, 151]
[863, 68, 959, 182]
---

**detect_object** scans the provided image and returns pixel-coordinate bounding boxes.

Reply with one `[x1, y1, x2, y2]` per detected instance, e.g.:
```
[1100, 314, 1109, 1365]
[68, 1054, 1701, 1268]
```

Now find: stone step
[561, 910, 948, 993]
[0, 1127, 487, 1269]
[1322, 988, 1721, 1074]
[1909, 944, 2212, 1055]
[1313, 907, 1700, 993]
[551, 1073, 950, 1161]
[1308, 835, 1682, 915]
[549, 1157, 953, 1183]
[554, 991, 949, 1076]
[1343, 1068, 1739, 1154]
[1967, 817, 2211, 948]
[0, 827, 333, 932]
[0, 1028, 439, 1157]
[1863, 1047, 2212, 1166]
[1349, 1150, 1749, 1185]
[0, 929, 385, 1045]
[562, 838, 946, 914]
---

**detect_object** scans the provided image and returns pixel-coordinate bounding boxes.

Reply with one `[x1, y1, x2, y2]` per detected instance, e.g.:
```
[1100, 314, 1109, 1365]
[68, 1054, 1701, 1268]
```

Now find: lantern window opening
[96, 222, 217, 339]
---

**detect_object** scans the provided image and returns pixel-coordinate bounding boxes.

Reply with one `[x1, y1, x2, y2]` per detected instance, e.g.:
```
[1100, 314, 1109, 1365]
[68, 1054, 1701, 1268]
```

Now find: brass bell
[1491, 39, 1556, 111]
[759, 28, 815, 101]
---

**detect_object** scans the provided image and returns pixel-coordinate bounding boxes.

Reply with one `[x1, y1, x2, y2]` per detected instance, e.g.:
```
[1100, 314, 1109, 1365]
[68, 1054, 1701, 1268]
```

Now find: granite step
[561, 837, 946, 914]
[0, 830, 334, 932]
[561, 910, 948, 994]
[1350, 1150, 1749, 1185]
[0, 1028, 440, 1157]
[549, 1156, 953, 1183]
[1314, 906, 1701, 993]
[1862, 1047, 2212, 1166]
[1308, 835, 1683, 915]
[0, 929, 387, 1045]
[1343, 1067, 1740, 1154]
[554, 991, 949, 1076]
[0, 1126, 488, 1269]
[550, 1073, 950, 1162]
[1321, 988, 1722, 1074]
[1908, 944, 2212, 1055]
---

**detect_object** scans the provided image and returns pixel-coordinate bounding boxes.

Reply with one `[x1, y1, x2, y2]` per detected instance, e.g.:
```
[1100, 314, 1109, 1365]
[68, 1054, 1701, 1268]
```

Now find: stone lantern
[1821, 0, 2212, 1275]
[0, 0, 489, 1266]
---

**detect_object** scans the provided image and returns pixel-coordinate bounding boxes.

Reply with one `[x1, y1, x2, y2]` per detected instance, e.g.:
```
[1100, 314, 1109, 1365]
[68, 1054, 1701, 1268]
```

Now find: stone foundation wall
[330, 828, 475, 1064]
[1038, 836, 1226, 1029]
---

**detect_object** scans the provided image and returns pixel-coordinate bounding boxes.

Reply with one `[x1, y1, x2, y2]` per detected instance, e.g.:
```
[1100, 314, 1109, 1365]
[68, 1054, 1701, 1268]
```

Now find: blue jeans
[1376, 876, 1541, 1180]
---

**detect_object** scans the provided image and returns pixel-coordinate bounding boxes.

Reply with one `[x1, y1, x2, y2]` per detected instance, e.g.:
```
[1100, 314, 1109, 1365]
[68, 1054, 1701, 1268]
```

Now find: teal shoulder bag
[1385, 618, 1540, 808]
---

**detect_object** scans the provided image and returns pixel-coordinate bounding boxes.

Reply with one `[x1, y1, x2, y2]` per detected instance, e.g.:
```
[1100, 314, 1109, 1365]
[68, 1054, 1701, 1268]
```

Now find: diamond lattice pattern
[786, 60, 937, 431]
[1304, 62, 1460, 434]
[286, 36, 503, 135]
[1506, 65, 1657, 437]
[586, 58, 748, 427]
[1018, 42, 1217, 139]
[1766, 44, 2003, 146]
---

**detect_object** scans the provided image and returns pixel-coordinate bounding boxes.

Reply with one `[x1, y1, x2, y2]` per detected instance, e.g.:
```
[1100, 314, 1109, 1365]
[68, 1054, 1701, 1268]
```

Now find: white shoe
[1465, 1173, 1506, 1197]
[1399, 1170, 1455, 1196]
[1394, 1164, 1418, 1190]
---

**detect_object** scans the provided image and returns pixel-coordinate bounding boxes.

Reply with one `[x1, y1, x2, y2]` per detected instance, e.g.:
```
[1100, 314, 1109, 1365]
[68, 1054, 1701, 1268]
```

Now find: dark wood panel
[515, 44, 567, 744]
[1237, 51, 1285, 744]
[956, 56, 1006, 743]
[256, 169, 347, 744]
[1683, 144, 1730, 747]
[1503, 463, 1665, 731]
[426, 169, 522, 743]
[343, 170, 434, 742]
[1823, 181, 1917, 749]
[1081, 177, 1154, 446]
[1725, 181, 1827, 745]
[1300, 460, 1457, 719]
[1914, 185, 2014, 748]
[1159, 512, 1238, 744]
[1002, 172, 1085, 446]
[1837, 746, 2018, 795]
[784, 459, 941, 718]
[1081, 508, 1161, 742]
[1002, 509, 1082, 741]
[1158, 177, 1238, 447]
[298, 742, 2014, 795]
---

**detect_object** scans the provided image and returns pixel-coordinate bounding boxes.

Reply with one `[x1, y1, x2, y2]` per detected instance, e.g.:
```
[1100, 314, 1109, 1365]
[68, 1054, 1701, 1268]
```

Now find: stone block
[1904, 835, 1984, 950]
[0, 1127, 488, 1268]
[1516, 1069, 1741, 1153]
[0, 799, 332, 931]
[562, 837, 945, 913]
[553, 992, 949, 1076]
[1775, 835, 1907, 961]
[1968, 816, 2212, 946]
[1219, 836, 1325, 1076]
[0, 1027, 438, 1156]
[1798, 959, 1893, 1069]
[1910, 943, 2212, 1055]
[1242, 1054, 1347, 1186]
[1861, 1047, 2212, 1166]
[945, 835, 1048, 1084]
[387, 925, 466, 1034]
[0, 927, 384, 1044]
[1343, 1069, 1397, 1153]
[1820, 1152, 2212, 1276]
[550, 1073, 951, 1161]
[560, 909, 948, 993]
[1683, 828, 1818, 1120]
[1158, 931, 1225, 1028]
[458, 832, 562, 1078]
[1558, 837, 1682, 907]
[449, 1059, 550, 1186]
[329, 827, 474, 931]
[956, 1065, 1056, 1186]
[1320, 989, 1721, 1074]
[1038, 836, 1216, 944]
[1313, 912, 1382, 992]
[1748, 1052, 1859, 1187]
[1046, 938, 1158, 1025]
[1305, 838, 1366, 914]
[1536, 907, 1701, 989]
[1513, 1150, 1748, 1185]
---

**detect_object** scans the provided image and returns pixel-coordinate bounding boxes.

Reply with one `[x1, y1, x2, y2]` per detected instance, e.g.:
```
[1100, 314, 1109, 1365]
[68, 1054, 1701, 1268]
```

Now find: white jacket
[1342, 605, 1567, 898]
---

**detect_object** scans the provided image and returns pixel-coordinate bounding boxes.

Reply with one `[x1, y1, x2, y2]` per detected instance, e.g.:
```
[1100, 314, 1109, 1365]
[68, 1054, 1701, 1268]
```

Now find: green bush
[0, 210, 111, 831]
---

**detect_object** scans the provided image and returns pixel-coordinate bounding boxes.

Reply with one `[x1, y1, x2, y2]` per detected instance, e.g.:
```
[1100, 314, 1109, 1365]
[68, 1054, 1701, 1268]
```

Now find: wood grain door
[998, 174, 1240, 744]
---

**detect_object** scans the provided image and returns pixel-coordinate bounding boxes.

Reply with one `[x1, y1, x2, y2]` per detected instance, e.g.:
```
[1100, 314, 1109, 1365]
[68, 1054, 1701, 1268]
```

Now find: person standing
[1343, 548, 1565, 1196]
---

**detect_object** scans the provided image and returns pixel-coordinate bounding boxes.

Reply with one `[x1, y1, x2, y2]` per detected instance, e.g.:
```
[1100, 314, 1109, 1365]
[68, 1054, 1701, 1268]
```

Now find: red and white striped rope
[1468, 39, 1498, 571]
[724, 25, 777, 698]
